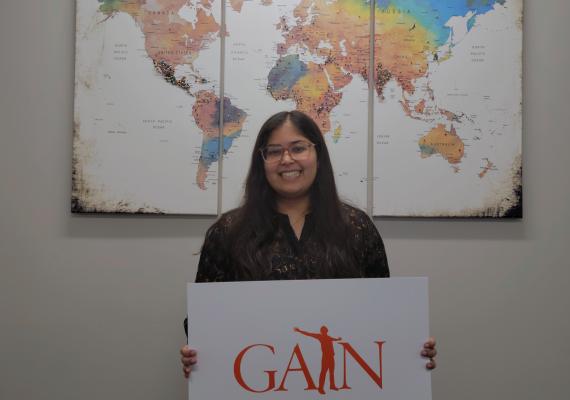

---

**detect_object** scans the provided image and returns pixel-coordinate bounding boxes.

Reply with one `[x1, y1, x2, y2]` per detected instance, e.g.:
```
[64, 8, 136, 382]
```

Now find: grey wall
[1, 1, 569, 399]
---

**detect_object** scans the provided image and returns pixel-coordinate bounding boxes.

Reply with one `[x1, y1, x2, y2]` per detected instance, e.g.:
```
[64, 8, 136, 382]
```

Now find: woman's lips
[279, 170, 302, 179]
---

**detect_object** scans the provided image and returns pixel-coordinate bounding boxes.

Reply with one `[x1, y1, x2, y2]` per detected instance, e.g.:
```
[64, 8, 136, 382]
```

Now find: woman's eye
[290, 145, 307, 154]
[266, 148, 282, 157]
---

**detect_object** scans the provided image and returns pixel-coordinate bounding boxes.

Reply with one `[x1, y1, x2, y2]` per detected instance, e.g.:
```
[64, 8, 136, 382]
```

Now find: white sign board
[187, 278, 431, 399]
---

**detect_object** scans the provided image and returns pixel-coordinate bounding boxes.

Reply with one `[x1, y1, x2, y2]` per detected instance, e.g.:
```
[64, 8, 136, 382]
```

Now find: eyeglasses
[259, 141, 316, 164]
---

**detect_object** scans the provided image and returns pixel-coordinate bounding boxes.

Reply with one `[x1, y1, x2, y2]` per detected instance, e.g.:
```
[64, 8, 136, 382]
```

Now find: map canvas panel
[221, 0, 299, 211]
[73, 0, 222, 214]
[222, 0, 370, 212]
[372, 0, 523, 217]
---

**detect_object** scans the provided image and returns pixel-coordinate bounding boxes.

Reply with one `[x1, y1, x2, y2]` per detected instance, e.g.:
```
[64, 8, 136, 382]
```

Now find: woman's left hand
[421, 337, 437, 370]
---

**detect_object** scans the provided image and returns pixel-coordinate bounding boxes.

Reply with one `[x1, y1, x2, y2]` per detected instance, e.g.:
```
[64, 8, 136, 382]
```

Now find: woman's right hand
[180, 345, 197, 378]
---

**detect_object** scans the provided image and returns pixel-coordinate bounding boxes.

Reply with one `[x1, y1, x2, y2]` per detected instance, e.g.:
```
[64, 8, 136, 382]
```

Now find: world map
[73, 0, 522, 216]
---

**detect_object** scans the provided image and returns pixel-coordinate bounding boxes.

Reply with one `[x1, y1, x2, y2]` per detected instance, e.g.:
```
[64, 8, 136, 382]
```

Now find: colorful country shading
[419, 124, 465, 164]
[192, 91, 247, 189]
[373, 0, 506, 170]
[268, 57, 342, 132]
[97, 0, 220, 81]
[478, 158, 496, 178]
[374, 7, 436, 96]
[373, 1, 506, 101]
[374, 0, 505, 95]
[98, 1, 248, 191]
[325, 63, 353, 90]
[291, 64, 344, 133]
[98, 0, 220, 70]
[333, 125, 342, 143]
[97, 0, 140, 19]
[278, 0, 371, 81]
[414, 99, 426, 114]
[229, 0, 245, 12]
[267, 55, 308, 99]
[375, 64, 393, 100]
[229, 0, 272, 13]
[271, 0, 371, 134]
[375, 0, 505, 47]
[467, 14, 478, 31]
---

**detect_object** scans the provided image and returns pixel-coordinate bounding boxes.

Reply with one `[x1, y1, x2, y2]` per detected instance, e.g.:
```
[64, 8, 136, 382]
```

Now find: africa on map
[73, 0, 522, 217]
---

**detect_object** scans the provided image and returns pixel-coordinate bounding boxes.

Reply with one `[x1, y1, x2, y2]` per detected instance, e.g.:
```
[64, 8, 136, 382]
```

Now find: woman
[181, 111, 437, 376]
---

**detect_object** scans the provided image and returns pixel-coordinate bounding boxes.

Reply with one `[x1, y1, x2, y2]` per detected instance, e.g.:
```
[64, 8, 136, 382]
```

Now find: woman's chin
[274, 188, 310, 202]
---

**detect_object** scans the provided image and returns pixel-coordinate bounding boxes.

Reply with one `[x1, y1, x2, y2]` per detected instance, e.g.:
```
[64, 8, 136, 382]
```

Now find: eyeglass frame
[259, 140, 317, 164]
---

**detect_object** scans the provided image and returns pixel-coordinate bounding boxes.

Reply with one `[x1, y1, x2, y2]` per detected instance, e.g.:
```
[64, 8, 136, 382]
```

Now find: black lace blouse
[195, 203, 389, 282]
[185, 204, 389, 335]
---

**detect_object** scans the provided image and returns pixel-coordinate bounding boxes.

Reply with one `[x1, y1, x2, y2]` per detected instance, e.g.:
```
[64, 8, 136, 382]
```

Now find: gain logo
[233, 325, 385, 395]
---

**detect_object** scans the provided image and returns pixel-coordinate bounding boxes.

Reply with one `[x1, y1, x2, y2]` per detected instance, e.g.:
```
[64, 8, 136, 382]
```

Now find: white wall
[1, 1, 569, 399]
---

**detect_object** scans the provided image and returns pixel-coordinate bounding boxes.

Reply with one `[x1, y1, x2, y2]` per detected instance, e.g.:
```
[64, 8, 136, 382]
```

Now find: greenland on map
[73, 0, 523, 217]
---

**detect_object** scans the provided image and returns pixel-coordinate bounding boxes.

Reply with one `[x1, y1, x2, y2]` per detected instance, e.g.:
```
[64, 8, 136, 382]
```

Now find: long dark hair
[218, 111, 360, 280]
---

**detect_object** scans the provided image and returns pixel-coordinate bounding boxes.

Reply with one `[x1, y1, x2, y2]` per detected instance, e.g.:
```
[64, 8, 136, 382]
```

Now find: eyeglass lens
[262, 142, 313, 162]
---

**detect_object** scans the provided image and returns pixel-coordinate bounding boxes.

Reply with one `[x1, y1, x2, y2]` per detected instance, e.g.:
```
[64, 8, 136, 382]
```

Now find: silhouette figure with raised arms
[294, 325, 342, 395]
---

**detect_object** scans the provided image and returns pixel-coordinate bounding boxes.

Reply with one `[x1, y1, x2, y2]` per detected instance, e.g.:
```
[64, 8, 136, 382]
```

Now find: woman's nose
[280, 149, 295, 163]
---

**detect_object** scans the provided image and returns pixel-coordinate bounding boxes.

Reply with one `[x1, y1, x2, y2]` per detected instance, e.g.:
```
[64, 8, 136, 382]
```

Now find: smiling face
[263, 119, 318, 203]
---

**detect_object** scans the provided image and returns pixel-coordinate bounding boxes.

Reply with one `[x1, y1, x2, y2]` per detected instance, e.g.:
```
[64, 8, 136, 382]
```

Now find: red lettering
[233, 344, 277, 393]
[340, 341, 385, 389]
[275, 344, 317, 391]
